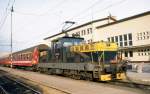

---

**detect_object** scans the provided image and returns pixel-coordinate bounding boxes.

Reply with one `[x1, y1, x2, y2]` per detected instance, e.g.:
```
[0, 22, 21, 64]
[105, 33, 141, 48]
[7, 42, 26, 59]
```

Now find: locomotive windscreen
[104, 51, 117, 63]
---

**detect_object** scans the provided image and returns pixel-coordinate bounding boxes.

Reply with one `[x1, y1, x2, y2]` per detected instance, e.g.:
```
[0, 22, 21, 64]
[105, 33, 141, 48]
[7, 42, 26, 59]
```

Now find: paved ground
[125, 63, 150, 85]
[0, 67, 148, 94]
[123, 71, 150, 85]
[128, 63, 150, 73]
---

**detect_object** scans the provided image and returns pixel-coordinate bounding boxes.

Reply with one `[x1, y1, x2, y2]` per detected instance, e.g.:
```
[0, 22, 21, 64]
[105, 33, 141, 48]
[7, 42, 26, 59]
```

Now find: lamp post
[10, 6, 14, 68]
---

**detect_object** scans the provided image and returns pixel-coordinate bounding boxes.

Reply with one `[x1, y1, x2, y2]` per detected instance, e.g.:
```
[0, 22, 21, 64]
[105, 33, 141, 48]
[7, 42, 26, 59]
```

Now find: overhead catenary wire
[14, 0, 66, 16]
[70, 0, 127, 23]
[1, 0, 128, 52]
[67, 0, 104, 21]
[0, 0, 11, 32]
[11, 0, 104, 44]
[13, 0, 127, 46]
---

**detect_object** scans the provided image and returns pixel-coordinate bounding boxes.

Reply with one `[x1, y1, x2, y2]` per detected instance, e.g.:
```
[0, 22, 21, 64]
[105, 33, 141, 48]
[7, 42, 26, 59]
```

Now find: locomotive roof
[13, 44, 49, 54]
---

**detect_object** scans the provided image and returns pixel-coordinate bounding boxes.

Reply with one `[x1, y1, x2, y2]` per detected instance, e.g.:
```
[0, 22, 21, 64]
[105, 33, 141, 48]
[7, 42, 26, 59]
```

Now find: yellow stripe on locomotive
[70, 41, 118, 52]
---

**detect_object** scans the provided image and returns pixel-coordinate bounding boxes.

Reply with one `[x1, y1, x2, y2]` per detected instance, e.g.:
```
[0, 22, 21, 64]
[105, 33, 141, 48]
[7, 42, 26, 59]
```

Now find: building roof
[96, 11, 150, 29]
[44, 17, 115, 40]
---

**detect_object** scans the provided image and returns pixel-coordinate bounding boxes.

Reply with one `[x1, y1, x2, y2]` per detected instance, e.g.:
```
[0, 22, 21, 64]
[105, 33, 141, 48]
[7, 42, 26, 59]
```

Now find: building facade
[44, 11, 150, 63]
[95, 11, 150, 63]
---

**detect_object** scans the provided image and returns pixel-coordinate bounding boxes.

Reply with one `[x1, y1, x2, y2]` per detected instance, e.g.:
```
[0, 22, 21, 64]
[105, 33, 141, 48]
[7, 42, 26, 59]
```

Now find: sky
[0, 0, 150, 57]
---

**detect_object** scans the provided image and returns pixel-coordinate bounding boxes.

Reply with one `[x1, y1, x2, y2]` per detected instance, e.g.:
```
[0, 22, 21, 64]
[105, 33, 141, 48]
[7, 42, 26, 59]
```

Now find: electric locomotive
[38, 36, 126, 81]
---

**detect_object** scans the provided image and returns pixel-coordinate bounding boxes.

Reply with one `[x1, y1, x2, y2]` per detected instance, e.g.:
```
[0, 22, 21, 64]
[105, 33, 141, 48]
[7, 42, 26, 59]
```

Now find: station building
[44, 11, 150, 63]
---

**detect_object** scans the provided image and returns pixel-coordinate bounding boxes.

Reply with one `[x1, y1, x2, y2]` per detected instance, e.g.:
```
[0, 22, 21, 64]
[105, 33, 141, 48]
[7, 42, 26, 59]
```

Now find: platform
[0, 67, 147, 94]
[122, 71, 150, 85]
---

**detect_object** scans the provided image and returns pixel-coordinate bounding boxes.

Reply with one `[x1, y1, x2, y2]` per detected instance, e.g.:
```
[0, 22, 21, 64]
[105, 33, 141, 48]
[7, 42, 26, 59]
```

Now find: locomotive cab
[51, 36, 84, 63]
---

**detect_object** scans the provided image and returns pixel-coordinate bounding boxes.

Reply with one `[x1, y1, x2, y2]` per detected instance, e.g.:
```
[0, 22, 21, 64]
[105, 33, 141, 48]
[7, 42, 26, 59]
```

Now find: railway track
[1, 68, 150, 94]
[108, 80, 150, 93]
[0, 70, 41, 94]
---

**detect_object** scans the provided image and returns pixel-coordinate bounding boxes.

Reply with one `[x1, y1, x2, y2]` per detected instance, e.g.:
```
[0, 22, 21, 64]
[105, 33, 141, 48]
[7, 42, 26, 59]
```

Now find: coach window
[23, 54, 25, 60]
[29, 53, 32, 60]
[20, 54, 21, 60]
[27, 54, 29, 60]
[26, 54, 28, 60]
[25, 54, 27, 60]
[18, 55, 19, 60]
[21, 54, 22, 60]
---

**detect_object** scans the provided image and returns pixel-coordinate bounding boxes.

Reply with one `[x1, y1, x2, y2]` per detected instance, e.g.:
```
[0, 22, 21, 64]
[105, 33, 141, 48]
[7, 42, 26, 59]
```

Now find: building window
[124, 51, 128, 57]
[141, 53, 143, 56]
[143, 36, 146, 40]
[87, 28, 92, 34]
[81, 30, 84, 36]
[89, 28, 92, 34]
[108, 38, 110, 42]
[83, 30, 86, 35]
[138, 53, 140, 56]
[137, 31, 150, 40]
[124, 41, 127, 46]
[129, 41, 132, 46]
[128, 33, 132, 40]
[115, 36, 118, 42]
[129, 51, 133, 57]
[111, 37, 114, 42]
[109, 33, 132, 47]
[119, 35, 122, 41]
[124, 34, 127, 41]
[120, 42, 123, 47]
[87, 29, 90, 34]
